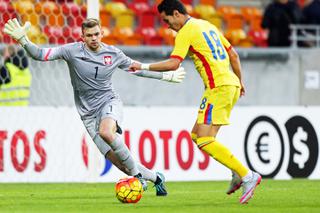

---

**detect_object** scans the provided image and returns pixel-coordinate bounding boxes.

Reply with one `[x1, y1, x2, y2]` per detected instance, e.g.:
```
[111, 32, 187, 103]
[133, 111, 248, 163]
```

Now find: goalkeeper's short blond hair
[81, 18, 101, 33]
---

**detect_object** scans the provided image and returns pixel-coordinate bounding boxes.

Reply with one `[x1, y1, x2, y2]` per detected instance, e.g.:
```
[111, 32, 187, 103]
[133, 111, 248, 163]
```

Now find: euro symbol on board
[256, 132, 270, 164]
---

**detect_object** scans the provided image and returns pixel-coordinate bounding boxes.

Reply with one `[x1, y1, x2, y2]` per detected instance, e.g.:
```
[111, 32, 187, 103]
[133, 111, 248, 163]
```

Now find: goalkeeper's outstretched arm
[23, 42, 59, 61]
[128, 68, 186, 83]
[3, 18, 63, 61]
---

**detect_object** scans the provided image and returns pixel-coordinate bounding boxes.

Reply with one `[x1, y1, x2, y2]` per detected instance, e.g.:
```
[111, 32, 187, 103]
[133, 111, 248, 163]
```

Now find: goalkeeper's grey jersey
[41, 42, 132, 119]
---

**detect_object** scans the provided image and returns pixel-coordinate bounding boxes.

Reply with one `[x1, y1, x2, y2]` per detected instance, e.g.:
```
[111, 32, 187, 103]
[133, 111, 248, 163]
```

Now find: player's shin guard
[196, 137, 249, 178]
[109, 134, 139, 176]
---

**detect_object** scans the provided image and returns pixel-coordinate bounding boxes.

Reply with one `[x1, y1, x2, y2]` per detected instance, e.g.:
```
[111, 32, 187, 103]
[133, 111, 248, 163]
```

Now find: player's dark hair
[157, 0, 187, 16]
[81, 18, 100, 32]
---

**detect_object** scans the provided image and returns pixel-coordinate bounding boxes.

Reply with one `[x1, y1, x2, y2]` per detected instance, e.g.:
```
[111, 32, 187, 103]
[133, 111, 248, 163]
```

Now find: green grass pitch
[0, 179, 319, 213]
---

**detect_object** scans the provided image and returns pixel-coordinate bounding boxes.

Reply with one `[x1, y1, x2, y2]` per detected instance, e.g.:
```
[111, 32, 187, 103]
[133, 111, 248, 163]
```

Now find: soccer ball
[115, 177, 143, 203]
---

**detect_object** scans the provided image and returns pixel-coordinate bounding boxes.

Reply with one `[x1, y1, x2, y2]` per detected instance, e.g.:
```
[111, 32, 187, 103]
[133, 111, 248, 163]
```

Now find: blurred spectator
[299, 0, 320, 47]
[262, 0, 303, 47]
[302, 0, 320, 25]
[0, 45, 32, 106]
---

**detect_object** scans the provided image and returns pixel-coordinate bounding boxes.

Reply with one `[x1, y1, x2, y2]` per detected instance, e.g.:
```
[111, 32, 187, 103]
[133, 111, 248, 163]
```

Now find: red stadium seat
[43, 26, 65, 44]
[71, 27, 82, 42]
[0, 2, 16, 23]
[64, 13, 85, 27]
[181, 0, 193, 4]
[150, 3, 162, 24]
[75, 16, 85, 27]
[0, 33, 15, 44]
[137, 27, 163, 45]
[248, 29, 268, 47]
[129, 2, 150, 14]
[80, 4, 87, 17]
[66, 16, 76, 27]
[0, 24, 14, 44]
[0, 1, 14, 13]
[136, 10, 157, 28]
[62, 27, 71, 38]
[62, 2, 82, 17]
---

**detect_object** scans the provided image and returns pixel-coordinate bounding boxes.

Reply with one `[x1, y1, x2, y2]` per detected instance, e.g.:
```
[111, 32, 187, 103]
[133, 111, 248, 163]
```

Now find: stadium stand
[1, 0, 319, 48]
[0, 0, 266, 47]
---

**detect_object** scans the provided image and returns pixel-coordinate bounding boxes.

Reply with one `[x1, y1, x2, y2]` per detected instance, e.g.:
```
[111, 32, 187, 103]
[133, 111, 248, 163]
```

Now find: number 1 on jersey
[94, 66, 98, 79]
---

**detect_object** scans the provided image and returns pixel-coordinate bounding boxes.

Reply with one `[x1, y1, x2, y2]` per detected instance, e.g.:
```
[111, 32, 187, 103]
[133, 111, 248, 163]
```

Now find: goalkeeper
[3, 18, 185, 196]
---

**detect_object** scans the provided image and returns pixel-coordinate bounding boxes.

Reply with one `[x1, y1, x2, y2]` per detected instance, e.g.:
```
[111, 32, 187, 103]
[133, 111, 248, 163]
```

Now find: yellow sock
[197, 136, 249, 178]
[191, 133, 197, 143]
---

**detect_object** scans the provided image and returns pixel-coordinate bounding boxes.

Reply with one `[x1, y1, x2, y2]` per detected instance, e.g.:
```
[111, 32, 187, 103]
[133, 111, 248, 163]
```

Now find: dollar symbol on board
[292, 127, 309, 169]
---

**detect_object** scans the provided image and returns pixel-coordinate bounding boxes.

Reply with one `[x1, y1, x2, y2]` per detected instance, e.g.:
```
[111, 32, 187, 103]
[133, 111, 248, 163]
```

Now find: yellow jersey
[171, 18, 240, 89]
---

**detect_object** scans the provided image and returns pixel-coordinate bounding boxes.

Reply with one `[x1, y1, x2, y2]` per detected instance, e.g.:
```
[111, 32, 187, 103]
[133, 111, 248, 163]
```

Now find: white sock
[242, 170, 253, 182]
[109, 134, 139, 176]
[137, 164, 157, 182]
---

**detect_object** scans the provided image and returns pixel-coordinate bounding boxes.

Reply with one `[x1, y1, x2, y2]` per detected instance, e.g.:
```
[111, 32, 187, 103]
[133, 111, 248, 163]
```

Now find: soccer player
[3, 18, 185, 196]
[129, 0, 262, 204]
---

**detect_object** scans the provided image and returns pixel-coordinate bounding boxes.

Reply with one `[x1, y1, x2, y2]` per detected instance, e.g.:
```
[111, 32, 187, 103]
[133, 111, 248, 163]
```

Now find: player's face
[82, 26, 103, 51]
[160, 11, 181, 32]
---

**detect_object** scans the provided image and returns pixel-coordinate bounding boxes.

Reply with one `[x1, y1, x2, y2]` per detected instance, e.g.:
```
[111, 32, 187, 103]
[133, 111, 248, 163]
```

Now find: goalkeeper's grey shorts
[82, 99, 123, 156]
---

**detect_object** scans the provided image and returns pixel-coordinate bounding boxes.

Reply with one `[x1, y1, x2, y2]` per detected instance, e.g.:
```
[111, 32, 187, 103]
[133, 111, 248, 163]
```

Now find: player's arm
[129, 30, 190, 72]
[3, 18, 64, 61]
[219, 31, 245, 96]
[139, 58, 181, 71]
[117, 48, 185, 83]
[227, 48, 245, 96]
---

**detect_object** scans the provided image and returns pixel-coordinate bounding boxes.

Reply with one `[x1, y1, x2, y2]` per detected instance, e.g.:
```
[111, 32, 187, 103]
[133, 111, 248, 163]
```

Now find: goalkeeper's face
[82, 26, 103, 51]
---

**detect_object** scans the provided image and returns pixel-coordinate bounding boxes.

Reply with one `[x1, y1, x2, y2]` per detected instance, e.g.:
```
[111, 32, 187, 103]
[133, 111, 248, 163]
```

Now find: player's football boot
[226, 172, 242, 195]
[134, 173, 148, 191]
[239, 172, 262, 204]
[154, 172, 168, 196]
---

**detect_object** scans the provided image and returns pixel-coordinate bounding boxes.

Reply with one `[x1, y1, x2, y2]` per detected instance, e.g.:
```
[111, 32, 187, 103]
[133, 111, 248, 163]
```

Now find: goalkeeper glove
[161, 67, 186, 83]
[3, 18, 31, 46]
